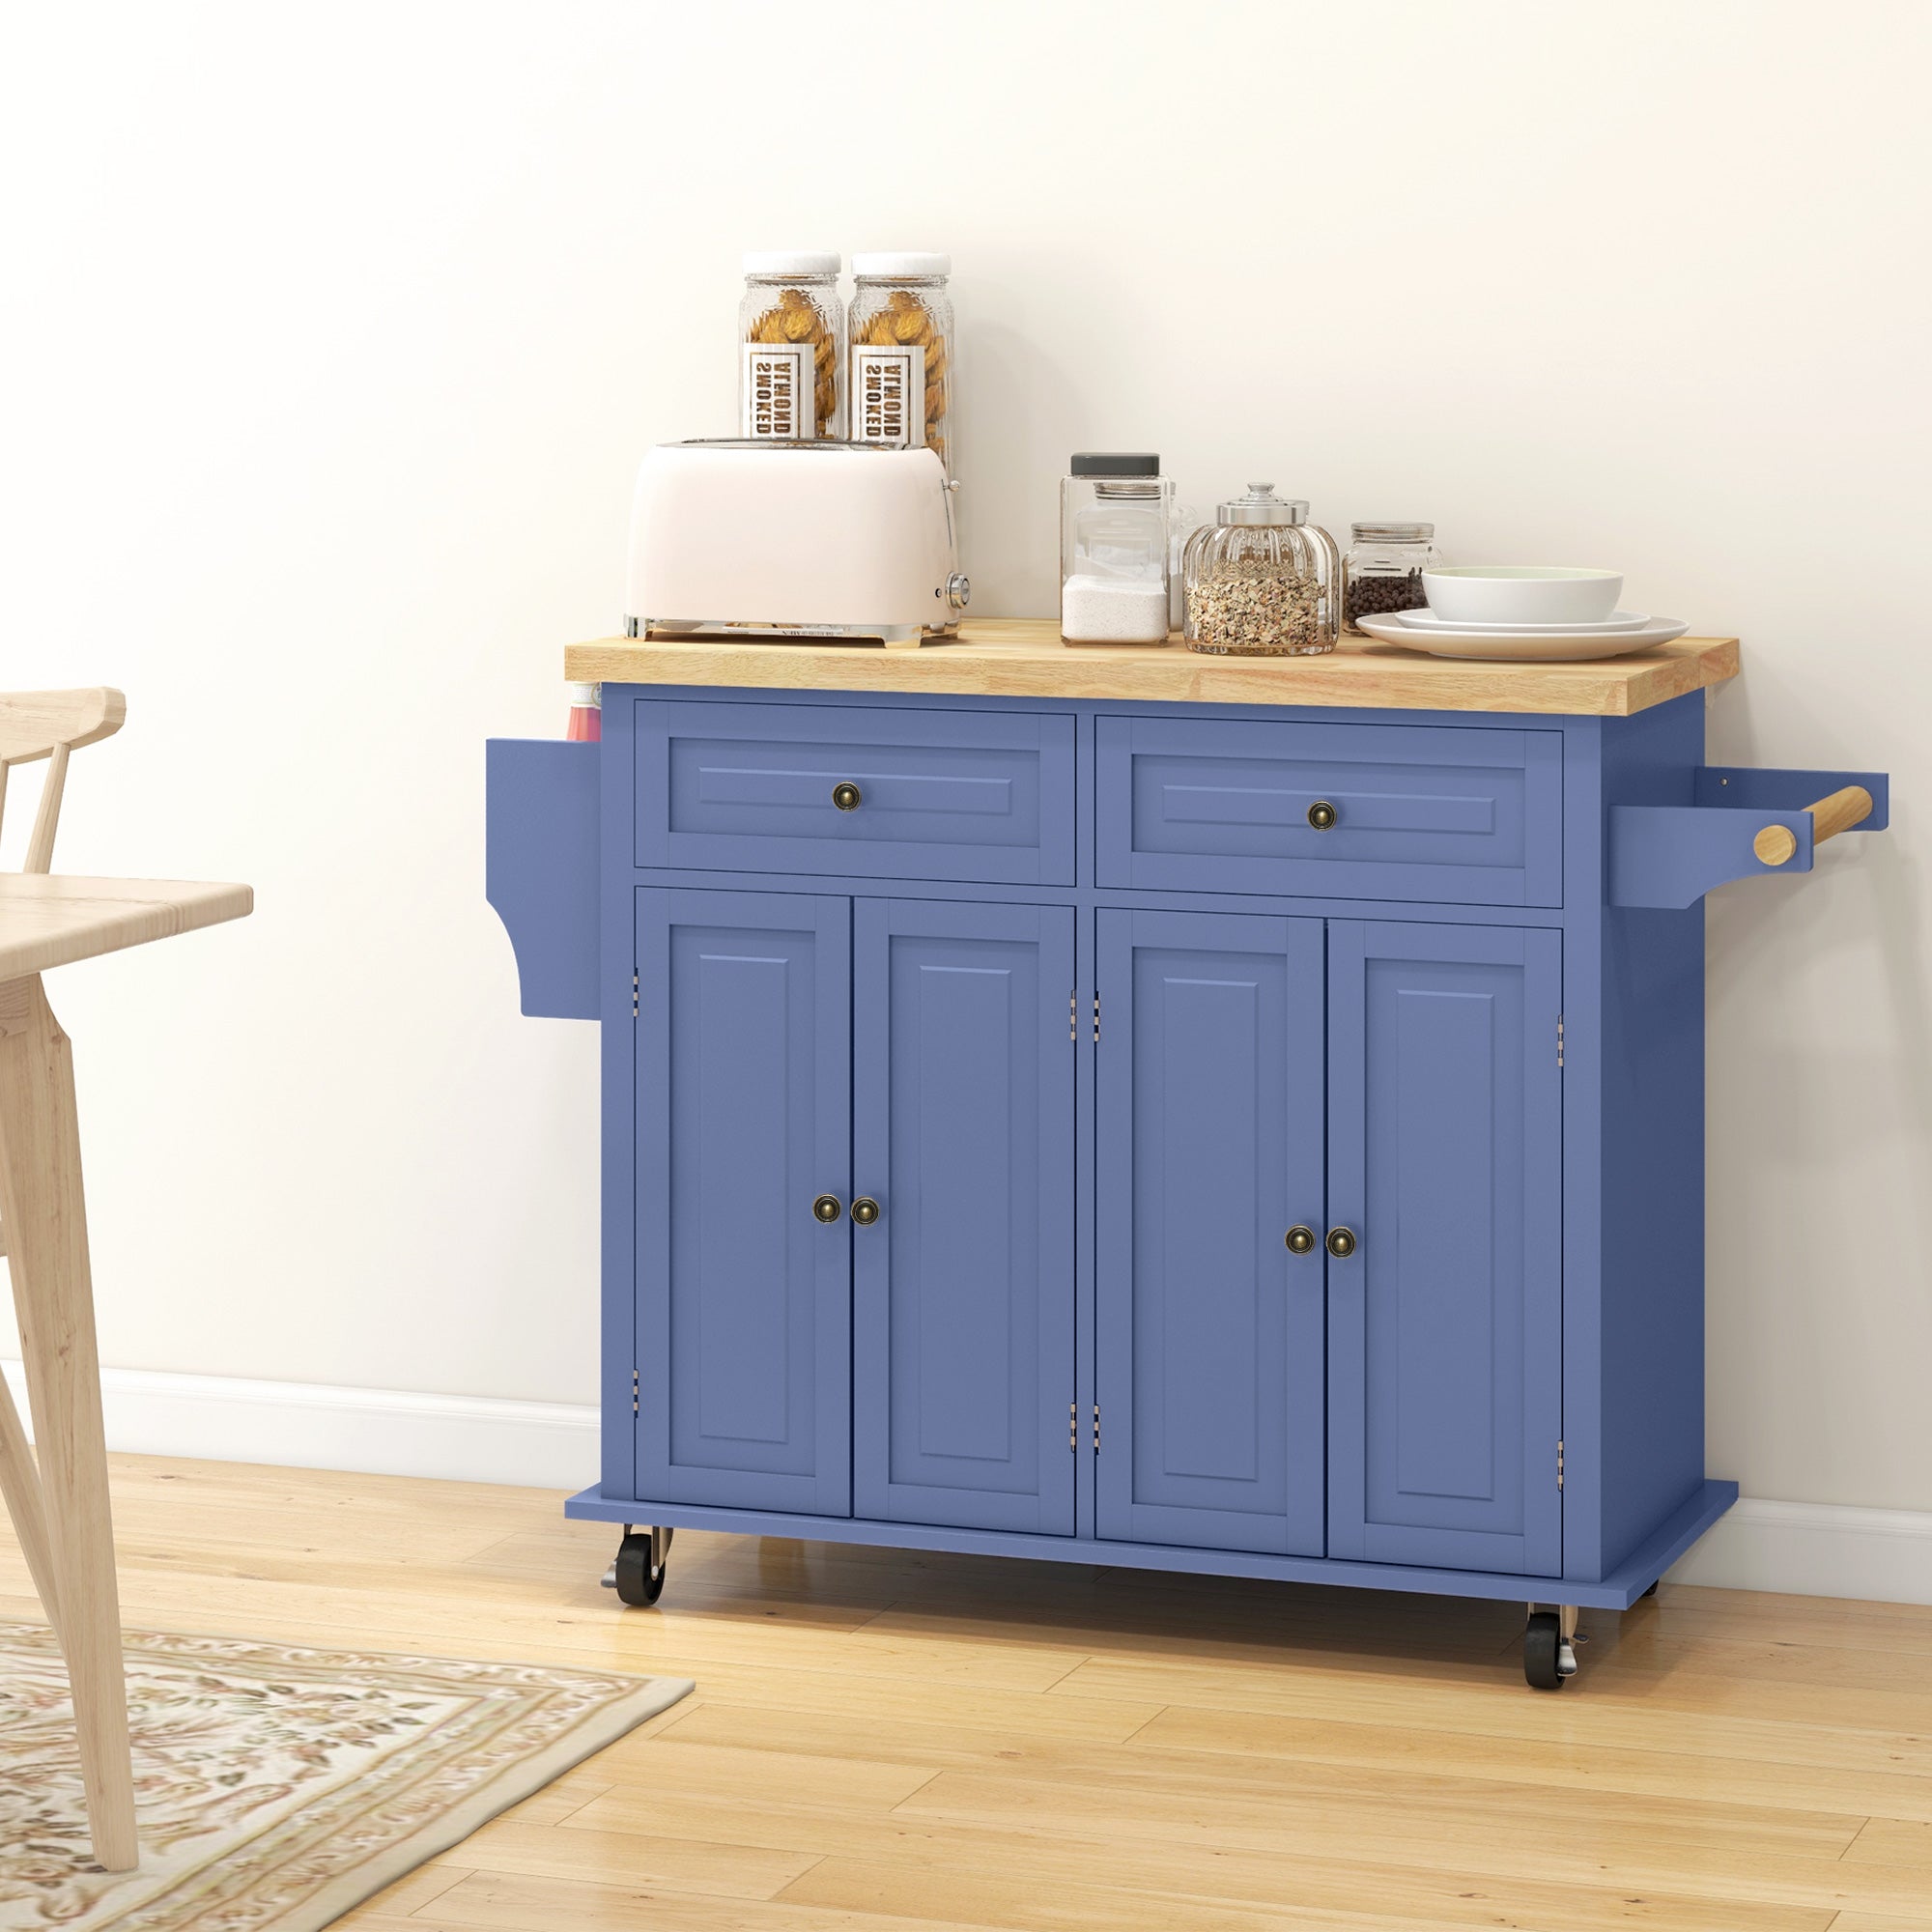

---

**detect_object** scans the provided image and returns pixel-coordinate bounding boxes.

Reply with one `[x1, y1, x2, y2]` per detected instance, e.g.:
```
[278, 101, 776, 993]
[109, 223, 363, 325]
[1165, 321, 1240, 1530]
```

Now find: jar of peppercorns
[739, 252, 843, 440]
[847, 252, 952, 473]
[1342, 523, 1442, 634]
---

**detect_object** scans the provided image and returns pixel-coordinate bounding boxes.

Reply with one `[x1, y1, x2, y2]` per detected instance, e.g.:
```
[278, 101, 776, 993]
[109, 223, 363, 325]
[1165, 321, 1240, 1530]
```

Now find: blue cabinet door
[852, 899, 1076, 1534]
[635, 888, 851, 1516]
[1326, 921, 1563, 1576]
[1095, 909, 1326, 1555]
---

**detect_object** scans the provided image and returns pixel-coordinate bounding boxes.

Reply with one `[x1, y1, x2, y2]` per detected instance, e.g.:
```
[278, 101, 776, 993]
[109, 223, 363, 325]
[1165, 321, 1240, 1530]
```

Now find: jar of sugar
[1060, 452, 1175, 644]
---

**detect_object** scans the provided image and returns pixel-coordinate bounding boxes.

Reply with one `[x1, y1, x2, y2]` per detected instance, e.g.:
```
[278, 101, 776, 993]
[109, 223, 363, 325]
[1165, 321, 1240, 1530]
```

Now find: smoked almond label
[742, 343, 811, 439]
[852, 344, 926, 447]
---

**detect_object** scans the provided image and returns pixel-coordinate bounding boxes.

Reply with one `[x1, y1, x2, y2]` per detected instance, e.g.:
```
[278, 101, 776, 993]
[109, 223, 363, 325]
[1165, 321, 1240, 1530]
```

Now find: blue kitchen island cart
[487, 619, 1888, 1689]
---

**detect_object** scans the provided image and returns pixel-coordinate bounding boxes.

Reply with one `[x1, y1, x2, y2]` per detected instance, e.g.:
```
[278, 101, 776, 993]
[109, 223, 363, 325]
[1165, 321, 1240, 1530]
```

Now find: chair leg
[0, 974, 136, 1871]
[0, 1366, 62, 1634]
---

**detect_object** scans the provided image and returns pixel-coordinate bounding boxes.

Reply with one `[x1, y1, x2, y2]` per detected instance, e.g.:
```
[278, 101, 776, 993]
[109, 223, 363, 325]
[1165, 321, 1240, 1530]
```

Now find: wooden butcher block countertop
[565, 618, 1739, 719]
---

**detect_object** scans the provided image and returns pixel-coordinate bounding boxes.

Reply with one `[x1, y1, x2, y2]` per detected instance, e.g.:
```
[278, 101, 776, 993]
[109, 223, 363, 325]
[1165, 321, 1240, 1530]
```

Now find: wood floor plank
[375, 1868, 995, 1932]
[1844, 1817, 1932, 1866]
[557, 1790, 1836, 1932]
[777, 1857, 1581, 1932]
[438, 1819, 821, 1898]
[1049, 1655, 1932, 1775]
[7, 1456, 1929, 1932]
[631, 1704, 1867, 1856]
[1132, 1703, 1932, 1823]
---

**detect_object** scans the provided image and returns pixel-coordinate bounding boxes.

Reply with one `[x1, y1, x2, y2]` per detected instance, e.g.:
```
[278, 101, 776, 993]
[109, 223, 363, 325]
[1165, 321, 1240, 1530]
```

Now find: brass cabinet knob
[851, 1197, 881, 1226]
[811, 1194, 842, 1224]
[1325, 1226, 1357, 1259]
[1284, 1225, 1316, 1255]
[832, 781, 864, 811]
[1307, 800, 1338, 831]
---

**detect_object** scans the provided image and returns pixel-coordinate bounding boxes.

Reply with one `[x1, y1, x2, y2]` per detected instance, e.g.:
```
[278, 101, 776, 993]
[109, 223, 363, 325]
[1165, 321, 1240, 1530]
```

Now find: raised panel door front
[1095, 908, 1326, 1555]
[635, 887, 851, 1516]
[852, 899, 1076, 1534]
[1326, 920, 1562, 1576]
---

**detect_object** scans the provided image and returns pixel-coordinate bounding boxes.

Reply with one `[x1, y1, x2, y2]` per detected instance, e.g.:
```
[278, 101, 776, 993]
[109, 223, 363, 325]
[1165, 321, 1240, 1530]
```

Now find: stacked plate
[1356, 609, 1690, 662]
[1353, 566, 1688, 662]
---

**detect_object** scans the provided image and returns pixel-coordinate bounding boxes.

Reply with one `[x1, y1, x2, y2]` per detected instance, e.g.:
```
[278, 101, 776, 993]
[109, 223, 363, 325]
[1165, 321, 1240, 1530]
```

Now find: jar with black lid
[1342, 522, 1442, 634]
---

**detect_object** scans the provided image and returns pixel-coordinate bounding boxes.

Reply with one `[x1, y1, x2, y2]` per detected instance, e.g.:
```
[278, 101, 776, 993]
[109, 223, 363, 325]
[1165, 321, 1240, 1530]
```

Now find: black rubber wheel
[613, 1526, 671, 1607]
[1524, 1610, 1564, 1690]
[1640, 1579, 1660, 1599]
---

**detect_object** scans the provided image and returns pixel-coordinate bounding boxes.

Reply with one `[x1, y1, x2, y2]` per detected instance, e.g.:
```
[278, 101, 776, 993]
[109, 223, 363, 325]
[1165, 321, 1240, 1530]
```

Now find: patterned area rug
[0, 1622, 690, 1930]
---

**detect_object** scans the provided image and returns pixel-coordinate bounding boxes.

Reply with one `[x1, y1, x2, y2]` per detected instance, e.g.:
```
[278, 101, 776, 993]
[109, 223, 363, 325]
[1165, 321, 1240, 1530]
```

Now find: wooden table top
[0, 876, 253, 981]
[566, 618, 1741, 719]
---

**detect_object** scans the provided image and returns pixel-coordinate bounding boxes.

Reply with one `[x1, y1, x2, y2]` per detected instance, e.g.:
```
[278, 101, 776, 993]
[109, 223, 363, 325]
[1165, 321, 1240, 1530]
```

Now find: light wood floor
[6, 1458, 1932, 1930]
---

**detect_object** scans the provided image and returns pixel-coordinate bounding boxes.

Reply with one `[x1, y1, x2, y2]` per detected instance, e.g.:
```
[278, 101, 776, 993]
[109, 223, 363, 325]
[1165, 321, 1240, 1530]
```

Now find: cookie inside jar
[848, 252, 952, 472]
[738, 252, 843, 440]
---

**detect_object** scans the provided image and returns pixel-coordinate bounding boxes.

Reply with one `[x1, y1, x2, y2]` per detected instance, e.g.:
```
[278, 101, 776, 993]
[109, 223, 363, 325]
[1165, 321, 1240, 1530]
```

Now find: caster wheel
[1640, 1579, 1660, 1599]
[611, 1525, 672, 1607]
[1524, 1610, 1565, 1690]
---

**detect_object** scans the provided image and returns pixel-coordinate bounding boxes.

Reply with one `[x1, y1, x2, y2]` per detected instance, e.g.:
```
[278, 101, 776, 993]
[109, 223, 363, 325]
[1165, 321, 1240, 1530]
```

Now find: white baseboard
[1665, 1496, 1932, 1606]
[1, 1360, 597, 1492]
[6, 1361, 1930, 1604]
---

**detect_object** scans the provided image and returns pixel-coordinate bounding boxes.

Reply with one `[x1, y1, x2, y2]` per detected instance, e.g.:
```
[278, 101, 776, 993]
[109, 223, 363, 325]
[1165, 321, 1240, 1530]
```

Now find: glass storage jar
[739, 251, 843, 440]
[1183, 485, 1339, 655]
[1342, 522, 1442, 634]
[848, 252, 952, 470]
[1061, 452, 1173, 644]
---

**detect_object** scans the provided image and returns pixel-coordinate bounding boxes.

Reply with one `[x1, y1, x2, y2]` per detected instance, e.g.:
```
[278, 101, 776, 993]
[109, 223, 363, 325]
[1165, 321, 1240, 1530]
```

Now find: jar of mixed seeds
[848, 252, 952, 472]
[1183, 485, 1340, 655]
[739, 252, 842, 440]
[1342, 522, 1442, 634]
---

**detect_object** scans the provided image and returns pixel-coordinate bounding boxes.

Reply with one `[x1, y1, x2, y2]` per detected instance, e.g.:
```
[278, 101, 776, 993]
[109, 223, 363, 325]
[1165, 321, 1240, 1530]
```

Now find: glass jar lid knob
[1219, 483, 1308, 526]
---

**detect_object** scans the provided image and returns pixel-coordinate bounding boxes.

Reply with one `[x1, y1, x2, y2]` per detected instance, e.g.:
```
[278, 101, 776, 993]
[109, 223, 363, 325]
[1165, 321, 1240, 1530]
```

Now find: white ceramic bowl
[1421, 566, 1623, 626]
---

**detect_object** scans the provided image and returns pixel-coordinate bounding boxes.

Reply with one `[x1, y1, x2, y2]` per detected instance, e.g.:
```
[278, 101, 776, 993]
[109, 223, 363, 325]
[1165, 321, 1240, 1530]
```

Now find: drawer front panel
[1097, 716, 1562, 906]
[638, 700, 1075, 884]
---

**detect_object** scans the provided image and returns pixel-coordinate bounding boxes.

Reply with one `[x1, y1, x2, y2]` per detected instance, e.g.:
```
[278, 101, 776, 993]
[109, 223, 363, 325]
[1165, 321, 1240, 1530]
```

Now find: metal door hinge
[1557, 1438, 1565, 1489]
[633, 1369, 640, 1416]
[632, 969, 639, 1020]
[1093, 1404, 1101, 1452]
[1069, 1401, 1077, 1452]
[1556, 1013, 1564, 1067]
[1070, 990, 1077, 1044]
[1093, 993, 1101, 1044]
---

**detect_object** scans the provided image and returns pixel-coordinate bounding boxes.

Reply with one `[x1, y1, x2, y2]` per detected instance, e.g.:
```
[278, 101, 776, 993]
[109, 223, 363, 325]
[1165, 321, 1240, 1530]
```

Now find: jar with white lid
[739, 251, 843, 440]
[1342, 522, 1442, 634]
[848, 252, 952, 472]
[1182, 484, 1340, 655]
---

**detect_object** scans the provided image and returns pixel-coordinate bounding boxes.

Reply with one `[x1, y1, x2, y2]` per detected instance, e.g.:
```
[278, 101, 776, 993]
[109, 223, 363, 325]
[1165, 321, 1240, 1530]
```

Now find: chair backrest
[0, 689, 126, 873]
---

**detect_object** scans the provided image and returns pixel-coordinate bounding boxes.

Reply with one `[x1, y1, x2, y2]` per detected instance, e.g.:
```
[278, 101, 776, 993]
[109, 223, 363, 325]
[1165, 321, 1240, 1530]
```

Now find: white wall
[3, 4, 1928, 1570]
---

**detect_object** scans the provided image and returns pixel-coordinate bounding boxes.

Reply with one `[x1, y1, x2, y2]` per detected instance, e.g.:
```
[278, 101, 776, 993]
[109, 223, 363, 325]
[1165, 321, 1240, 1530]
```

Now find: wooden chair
[0, 688, 135, 1866]
[0, 690, 124, 1269]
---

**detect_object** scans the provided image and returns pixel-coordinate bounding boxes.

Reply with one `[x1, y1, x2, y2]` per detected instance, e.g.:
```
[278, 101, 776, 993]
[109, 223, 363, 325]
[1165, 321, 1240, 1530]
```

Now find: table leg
[0, 973, 136, 1871]
[0, 1367, 63, 1633]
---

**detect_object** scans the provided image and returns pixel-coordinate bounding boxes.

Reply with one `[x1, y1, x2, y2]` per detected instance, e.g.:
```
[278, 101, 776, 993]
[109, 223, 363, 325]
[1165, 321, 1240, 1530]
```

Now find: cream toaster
[624, 440, 969, 647]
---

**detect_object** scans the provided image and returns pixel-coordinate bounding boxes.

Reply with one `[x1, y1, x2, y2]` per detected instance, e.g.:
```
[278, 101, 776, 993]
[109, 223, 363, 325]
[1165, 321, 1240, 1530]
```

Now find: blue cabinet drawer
[637, 700, 1076, 885]
[1096, 715, 1563, 906]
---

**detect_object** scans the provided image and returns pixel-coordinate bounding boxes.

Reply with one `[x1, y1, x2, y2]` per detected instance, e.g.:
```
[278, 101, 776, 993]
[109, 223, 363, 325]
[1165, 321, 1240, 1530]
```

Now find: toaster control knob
[945, 572, 971, 611]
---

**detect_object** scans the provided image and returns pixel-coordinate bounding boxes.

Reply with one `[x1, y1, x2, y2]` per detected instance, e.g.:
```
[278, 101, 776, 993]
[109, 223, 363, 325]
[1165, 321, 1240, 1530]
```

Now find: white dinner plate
[1399, 606, 1652, 635]
[1356, 612, 1691, 661]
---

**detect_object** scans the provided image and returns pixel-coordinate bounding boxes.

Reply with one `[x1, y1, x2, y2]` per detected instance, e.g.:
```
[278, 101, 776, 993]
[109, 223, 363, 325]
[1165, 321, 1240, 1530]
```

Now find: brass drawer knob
[832, 781, 864, 811]
[1284, 1225, 1316, 1255]
[851, 1197, 880, 1227]
[1325, 1226, 1357, 1259]
[811, 1194, 842, 1224]
[1307, 800, 1338, 831]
